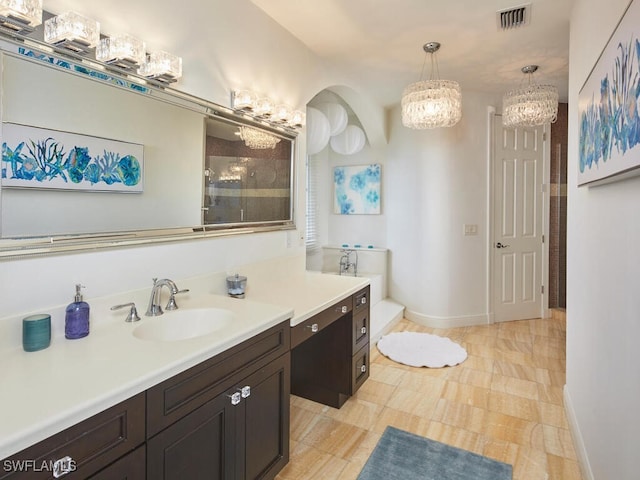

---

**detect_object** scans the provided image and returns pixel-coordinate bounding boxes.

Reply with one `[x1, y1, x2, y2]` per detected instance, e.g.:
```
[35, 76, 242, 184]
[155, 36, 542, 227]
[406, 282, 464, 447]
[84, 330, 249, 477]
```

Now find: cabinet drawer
[351, 344, 370, 394]
[353, 286, 370, 315]
[0, 393, 145, 480]
[88, 445, 145, 480]
[352, 310, 369, 354]
[147, 320, 290, 437]
[291, 298, 352, 348]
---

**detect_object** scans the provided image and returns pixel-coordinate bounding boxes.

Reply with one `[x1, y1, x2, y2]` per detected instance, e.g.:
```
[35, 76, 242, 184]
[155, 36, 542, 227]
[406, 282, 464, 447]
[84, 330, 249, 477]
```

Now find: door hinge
[543, 132, 547, 141]
[542, 234, 545, 243]
[541, 285, 544, 294]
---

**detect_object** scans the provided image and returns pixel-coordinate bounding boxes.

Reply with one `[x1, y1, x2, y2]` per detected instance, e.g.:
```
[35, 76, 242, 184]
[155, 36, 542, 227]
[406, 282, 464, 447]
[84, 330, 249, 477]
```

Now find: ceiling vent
[497, 4, 531, 30]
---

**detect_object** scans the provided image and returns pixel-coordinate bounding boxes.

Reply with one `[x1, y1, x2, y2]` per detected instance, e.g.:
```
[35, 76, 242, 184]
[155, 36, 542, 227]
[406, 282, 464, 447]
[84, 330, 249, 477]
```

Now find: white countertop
[0, 263, 369, 460]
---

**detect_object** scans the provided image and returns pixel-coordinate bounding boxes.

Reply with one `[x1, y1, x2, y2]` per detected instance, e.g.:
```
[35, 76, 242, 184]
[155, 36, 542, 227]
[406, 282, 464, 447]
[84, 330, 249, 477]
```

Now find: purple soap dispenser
[65, 284, 90, 339]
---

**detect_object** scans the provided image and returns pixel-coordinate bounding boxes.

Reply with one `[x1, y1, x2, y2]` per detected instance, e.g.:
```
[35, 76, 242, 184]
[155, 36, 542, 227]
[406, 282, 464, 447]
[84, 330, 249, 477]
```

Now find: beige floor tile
[278, 316, 582, 480]
[488, 390, 540, 422]
[431, 398, 487, 433]
[547, 453, 583, 480]
[441, 381, 491, 409]
[491, 373, 540, 400]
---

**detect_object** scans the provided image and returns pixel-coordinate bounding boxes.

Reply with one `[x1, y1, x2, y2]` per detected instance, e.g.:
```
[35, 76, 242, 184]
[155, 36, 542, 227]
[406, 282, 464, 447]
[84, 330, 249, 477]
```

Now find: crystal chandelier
[401, 42, 462, 129]
[502, 65, 558, 128]
[238, 126, 281, 149]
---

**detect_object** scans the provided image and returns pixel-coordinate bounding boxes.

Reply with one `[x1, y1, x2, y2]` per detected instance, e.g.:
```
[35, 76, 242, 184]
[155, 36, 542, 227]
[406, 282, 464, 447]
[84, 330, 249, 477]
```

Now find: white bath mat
[377, 332, 467, 368]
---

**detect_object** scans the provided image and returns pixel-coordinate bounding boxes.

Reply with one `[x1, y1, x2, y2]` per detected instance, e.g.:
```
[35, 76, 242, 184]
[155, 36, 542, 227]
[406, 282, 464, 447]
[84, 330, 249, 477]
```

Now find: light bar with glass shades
[401, 41, 462, 129]
[238, 126, 281, 149]
[138, 50, 182, 83]
[231, 89, 305, 130]
[44, 11, 99, 54]
[96, 33, 146, 70]
[0, 0, 42, 32]
[502, 65, 558, 128]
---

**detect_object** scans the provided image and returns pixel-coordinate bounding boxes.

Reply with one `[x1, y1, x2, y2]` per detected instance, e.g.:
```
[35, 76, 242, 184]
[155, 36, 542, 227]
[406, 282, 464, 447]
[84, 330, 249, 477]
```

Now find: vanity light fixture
[44, 11, 100, 54]
[401, 41, 462, 129]
[502, 65, 558, 128]
[138, 50, 182, 83]
[96, 33, 146, 69]
[233, 90, 258, 111]
[0, 0, 42, 32]
[238, 126, 281, 149]
[231, 90, 305, 129]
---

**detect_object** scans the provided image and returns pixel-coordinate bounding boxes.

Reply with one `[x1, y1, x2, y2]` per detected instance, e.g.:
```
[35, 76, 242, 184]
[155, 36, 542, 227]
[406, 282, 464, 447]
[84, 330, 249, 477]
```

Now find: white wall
[567, 0, 640, 478]
[385, 92, 501, 324]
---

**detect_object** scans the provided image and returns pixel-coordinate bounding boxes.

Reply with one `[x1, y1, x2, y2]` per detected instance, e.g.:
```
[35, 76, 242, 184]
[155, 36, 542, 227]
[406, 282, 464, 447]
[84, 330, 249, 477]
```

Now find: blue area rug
[357, 426, 512, 480]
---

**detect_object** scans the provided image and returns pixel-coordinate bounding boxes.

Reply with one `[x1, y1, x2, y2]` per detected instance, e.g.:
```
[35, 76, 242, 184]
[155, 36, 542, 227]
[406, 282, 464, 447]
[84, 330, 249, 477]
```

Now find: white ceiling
[251, 0, 574, 108]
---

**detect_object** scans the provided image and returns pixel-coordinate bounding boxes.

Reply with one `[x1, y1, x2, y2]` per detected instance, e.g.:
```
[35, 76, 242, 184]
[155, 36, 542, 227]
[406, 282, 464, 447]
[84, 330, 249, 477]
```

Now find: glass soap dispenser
[65, 284, 90, 339]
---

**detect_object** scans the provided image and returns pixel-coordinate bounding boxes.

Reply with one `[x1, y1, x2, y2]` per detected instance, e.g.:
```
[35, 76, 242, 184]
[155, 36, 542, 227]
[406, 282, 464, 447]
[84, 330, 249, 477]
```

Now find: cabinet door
[88, 445, 145, 480]
[147, 392, 236, 480]
[239, 353, 290, 480]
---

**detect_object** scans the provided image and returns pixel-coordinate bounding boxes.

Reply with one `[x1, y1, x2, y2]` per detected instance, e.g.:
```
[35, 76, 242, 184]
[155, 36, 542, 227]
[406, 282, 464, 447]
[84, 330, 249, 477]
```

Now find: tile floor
[275, 313, 582, 480]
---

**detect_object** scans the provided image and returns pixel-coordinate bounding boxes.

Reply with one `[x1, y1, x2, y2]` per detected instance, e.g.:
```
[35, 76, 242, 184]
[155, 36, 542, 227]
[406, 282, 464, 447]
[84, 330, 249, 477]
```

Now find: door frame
[487, 109, 551, 323]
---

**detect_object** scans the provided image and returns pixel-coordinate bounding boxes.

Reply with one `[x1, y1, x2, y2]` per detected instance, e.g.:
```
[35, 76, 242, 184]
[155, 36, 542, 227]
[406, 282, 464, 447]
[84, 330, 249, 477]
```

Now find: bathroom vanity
[0, 268, 369, 479]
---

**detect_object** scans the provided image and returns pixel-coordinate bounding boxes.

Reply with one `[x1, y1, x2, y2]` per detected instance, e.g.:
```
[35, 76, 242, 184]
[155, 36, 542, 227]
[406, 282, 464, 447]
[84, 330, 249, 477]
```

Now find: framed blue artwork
[333, 164, 381, 214]
[578, 0, 640, 186]
[2, 123, 144, 192]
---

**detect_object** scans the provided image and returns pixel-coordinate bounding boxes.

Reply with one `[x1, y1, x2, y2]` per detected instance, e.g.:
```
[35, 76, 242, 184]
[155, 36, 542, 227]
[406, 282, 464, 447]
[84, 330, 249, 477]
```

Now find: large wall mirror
[0, 38, 296, 258]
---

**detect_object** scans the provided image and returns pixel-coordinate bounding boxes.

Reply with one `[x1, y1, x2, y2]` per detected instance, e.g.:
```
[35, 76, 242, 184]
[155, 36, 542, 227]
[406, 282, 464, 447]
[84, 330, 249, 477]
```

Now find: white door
[492, 117, 545, 322]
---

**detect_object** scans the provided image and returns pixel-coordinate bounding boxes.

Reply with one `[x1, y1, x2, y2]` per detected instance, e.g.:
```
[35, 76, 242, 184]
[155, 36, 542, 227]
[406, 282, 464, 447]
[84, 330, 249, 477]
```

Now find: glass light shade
[401, 79, 462, 129]
[96, 34, 146, 68]
[288, 110, 306, 128]
[0, 0, 42, 29]
[233, 90, 258, 111]
[238, 126, 281, 149]
[330, 125, 366, 155]
[271, 104, 292, 123]
[254, 97, 274, 117]
[502, 84, 558, 128]
[138, 50, 182, 82]
[44, 11, 100, 50]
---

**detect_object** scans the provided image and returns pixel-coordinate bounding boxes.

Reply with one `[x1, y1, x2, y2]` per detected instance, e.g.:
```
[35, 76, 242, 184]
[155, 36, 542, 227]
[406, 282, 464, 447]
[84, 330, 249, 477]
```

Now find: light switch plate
[463, 224, 478, 236]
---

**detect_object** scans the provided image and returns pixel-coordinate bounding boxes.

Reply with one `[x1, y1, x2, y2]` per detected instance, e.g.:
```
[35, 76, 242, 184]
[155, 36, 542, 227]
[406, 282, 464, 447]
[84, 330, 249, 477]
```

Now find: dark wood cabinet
[146, 321, 290, 480]
[291, 286, 370, 408]
[0, 394, 145, 480]
[2, 320, 291, 480]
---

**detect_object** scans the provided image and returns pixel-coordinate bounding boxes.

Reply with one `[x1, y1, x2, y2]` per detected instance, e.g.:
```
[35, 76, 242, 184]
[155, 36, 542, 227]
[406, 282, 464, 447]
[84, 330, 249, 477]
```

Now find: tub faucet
[339, 249, 358, 276]
[146, 278, 187, 316]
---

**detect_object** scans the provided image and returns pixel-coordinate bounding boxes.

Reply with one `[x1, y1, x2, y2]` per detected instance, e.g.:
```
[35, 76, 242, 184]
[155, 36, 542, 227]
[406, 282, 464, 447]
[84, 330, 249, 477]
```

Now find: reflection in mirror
[0, 35, 296, 257]
[204, 118, 292, 225]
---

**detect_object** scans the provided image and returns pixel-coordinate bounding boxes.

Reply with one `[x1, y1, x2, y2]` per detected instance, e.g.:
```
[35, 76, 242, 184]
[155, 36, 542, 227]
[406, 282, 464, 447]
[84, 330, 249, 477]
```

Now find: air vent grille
[497, 4, 531, 30]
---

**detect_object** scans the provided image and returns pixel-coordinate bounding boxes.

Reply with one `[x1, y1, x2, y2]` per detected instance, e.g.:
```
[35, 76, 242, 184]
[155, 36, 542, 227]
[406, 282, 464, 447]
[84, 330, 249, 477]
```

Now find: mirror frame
[0, 28, 297, 260]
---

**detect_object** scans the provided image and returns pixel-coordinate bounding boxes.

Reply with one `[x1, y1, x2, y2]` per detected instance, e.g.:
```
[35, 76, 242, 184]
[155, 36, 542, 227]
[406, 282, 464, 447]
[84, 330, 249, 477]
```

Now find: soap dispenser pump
[65, 284, 90, 339]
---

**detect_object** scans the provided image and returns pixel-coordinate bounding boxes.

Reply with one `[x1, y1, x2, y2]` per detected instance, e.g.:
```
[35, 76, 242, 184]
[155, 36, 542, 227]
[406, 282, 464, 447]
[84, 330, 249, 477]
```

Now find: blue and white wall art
[334, 164, 381, 214]
[2, 123, 143, 192]
[578, 0, 640, 186]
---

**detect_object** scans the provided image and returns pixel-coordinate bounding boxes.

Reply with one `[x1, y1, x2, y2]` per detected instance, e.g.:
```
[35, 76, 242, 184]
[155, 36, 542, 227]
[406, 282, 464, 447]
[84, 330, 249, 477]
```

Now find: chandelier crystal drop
[401, 42, 462, 129]
[502, 65, 558, 128]
[238, 126, 281, 149]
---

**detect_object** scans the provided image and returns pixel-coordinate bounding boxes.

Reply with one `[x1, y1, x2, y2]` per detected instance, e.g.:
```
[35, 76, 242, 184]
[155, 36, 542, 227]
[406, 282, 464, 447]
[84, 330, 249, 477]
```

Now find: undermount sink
[133, 308, 234, 342]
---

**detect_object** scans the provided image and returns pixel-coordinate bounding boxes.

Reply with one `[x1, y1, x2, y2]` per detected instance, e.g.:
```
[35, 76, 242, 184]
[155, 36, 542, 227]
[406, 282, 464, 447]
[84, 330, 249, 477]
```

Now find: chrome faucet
[146, 278, 188, 316]
[339, 249, 358, 276]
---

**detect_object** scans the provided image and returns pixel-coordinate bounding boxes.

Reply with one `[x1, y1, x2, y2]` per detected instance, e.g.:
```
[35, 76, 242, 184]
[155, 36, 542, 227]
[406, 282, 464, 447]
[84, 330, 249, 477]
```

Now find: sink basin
[133, 308, 234, 342]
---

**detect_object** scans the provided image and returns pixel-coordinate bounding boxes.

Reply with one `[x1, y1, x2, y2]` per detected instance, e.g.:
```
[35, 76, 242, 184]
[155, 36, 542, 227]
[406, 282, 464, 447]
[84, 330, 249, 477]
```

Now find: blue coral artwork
[578, 0, 640, 186]
[334, 164, 381, 214]
[1, 123, 143, 192]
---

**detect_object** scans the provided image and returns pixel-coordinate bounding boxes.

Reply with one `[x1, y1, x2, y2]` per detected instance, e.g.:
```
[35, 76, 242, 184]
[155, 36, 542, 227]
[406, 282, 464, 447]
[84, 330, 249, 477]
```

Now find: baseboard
[563, 385, 594, 480]
[404, 309, 490, 329]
